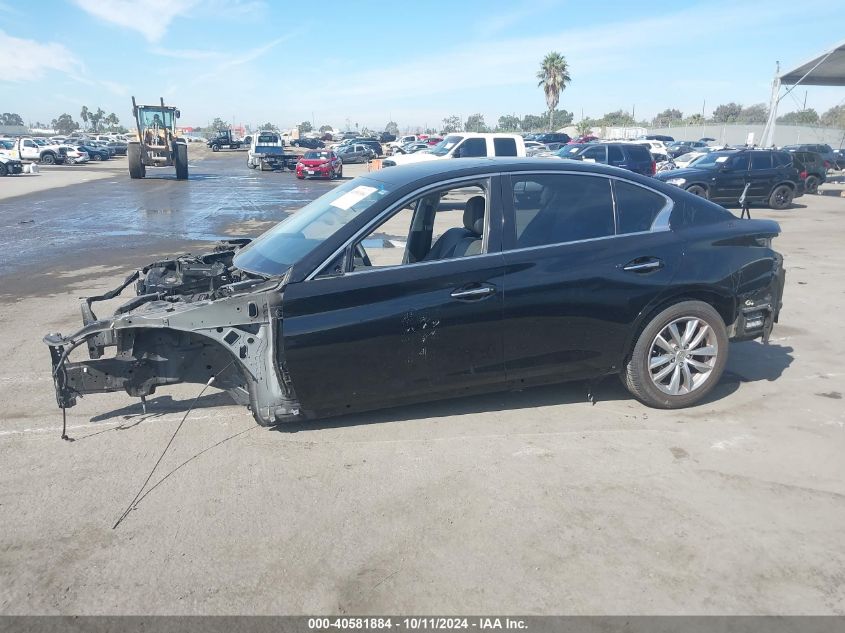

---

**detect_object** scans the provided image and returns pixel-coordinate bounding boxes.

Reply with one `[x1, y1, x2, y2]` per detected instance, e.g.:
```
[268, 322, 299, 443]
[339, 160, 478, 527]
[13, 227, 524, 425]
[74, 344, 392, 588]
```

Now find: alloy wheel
[649, 317, 718, 395]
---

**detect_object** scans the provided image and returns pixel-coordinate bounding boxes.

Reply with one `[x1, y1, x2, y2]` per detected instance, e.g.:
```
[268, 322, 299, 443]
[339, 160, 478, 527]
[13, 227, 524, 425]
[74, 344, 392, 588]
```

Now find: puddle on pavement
[0, 153, 337, 276]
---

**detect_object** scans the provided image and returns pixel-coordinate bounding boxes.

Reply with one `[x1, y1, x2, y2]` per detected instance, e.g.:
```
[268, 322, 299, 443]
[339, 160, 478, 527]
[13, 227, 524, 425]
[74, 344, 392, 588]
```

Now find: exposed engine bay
[44, 239, 301, 427]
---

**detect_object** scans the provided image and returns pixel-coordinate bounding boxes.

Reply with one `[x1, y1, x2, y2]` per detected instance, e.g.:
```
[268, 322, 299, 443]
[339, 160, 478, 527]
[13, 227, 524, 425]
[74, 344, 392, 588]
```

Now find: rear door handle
[450, 284, 497, 300]
[622, 257, 664, 273]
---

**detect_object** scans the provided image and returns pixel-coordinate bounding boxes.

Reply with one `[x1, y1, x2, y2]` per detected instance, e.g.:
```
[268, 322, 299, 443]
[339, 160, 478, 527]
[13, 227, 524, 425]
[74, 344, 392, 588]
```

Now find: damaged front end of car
[43, 240, 301, 427]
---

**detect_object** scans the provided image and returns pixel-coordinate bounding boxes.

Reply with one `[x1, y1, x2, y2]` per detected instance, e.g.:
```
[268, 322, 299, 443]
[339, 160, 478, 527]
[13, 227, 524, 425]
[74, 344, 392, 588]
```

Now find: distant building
[0, 124, 29, 137]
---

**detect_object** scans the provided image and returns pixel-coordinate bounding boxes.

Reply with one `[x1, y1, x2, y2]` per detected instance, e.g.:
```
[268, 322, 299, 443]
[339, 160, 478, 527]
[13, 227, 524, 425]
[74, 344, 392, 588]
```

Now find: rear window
[614, 181, 666, 234]
[773, 152, 792, 167]
[257, 133, 279, 143]
[493, 137, 517, 157]
[626, 145, 652, 161]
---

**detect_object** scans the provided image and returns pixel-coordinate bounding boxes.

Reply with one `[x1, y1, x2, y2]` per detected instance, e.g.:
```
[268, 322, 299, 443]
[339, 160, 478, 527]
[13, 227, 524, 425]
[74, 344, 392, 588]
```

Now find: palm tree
[80, 106, 89, 131]
[536, 52, 571, 132]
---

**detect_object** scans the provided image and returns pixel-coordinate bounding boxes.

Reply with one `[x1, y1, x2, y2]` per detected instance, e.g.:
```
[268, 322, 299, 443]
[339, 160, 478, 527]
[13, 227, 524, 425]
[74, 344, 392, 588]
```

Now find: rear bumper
[728, 256, 785, 343]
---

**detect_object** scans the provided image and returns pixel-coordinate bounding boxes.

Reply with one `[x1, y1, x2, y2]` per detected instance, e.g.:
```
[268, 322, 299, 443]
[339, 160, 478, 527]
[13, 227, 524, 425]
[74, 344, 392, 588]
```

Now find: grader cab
[128, 96, 188, 180]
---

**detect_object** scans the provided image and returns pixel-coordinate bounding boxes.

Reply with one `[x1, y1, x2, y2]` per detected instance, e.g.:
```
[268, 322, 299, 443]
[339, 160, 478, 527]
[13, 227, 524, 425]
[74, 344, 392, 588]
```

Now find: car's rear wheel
[769, 184, 793, 209]
[40, 153, 56, 165]
[804, 175, 820, 194]
[92, 153, 102, 161]
[686, 184, 708, 198]
[622, 300, 728, 409]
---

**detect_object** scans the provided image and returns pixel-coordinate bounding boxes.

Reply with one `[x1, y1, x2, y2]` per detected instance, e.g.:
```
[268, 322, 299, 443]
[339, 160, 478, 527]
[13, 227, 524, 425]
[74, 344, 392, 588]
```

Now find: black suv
[789, 151, 826, 194]
[349, 138, 383, 156]
[655, 149, 803, 209]
[292, 137, 325, 149]
[555, 142, 655, 176]
[533, 132, 572, 144]
[781, 144, 839, 170]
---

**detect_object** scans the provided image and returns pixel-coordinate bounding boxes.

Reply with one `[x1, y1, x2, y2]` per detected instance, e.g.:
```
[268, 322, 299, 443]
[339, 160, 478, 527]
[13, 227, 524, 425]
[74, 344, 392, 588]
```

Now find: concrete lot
[0, 155, 844, 615]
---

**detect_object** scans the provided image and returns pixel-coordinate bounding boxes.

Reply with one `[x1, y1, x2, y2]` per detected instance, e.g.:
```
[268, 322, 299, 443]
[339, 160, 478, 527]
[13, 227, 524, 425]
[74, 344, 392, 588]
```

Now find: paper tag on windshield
[330, 185, 378, 210]
[583, 158, 596, 163]
[715, 156, 729, 163]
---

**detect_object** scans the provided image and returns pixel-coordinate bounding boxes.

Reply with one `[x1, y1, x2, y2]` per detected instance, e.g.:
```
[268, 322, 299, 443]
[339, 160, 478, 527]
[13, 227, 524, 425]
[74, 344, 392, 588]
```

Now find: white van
[383, 133, 525, 166]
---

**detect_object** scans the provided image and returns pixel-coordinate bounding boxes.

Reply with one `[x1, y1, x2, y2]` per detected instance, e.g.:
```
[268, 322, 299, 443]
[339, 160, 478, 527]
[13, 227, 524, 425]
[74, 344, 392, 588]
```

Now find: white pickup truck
[247, 131, 299, 171]
[383, 133, 525, 167]
[10, 137, 65, 164]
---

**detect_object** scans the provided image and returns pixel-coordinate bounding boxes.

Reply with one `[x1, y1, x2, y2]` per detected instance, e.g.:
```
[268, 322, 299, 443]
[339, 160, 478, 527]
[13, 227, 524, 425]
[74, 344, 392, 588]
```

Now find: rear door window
[493, 137, 517, 157]
[750, 153, 772, 170]
[458, 138, 487, 157]
[509, 174, 615, 248]
[608, 145, 624, 163]
[614, 181, 667, 234]
[773, 152, 792, 167]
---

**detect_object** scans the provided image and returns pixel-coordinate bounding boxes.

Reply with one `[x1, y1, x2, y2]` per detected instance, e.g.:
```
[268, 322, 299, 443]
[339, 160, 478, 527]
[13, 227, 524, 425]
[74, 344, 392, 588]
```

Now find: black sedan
[45, 159, 785, 427]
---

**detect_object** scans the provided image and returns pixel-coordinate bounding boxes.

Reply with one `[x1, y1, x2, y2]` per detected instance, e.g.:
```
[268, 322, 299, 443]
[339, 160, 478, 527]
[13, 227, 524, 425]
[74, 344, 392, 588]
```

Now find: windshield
[139, 108, 174, 129]
[429, 135, 464, 156]
[303, 150, 331, 160]
[556, 145, 583, 157]
[233, 178, 393, 276]
[687, 151, 736, 169]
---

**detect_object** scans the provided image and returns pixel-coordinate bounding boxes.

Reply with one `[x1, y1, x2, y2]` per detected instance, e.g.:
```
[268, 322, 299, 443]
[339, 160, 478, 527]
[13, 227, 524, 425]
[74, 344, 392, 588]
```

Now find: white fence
[646, 123, 845, 148]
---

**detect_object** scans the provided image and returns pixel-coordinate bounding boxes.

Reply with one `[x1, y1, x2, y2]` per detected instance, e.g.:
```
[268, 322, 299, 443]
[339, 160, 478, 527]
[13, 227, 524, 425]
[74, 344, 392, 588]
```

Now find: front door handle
[450, 284, 497, 300]
[622, 257, 664, 273]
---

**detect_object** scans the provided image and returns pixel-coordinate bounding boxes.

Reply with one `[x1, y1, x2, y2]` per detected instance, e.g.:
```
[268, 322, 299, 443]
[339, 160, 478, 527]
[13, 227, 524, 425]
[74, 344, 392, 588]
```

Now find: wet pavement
[0, 151, 338, 286]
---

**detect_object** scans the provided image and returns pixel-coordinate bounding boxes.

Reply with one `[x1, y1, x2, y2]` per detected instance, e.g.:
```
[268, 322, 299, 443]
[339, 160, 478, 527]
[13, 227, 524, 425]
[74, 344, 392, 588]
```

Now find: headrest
[463, 196, 485, 235]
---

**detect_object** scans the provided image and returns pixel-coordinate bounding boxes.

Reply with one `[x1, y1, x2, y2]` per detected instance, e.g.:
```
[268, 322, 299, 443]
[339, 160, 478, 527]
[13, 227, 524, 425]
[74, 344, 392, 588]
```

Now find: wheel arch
[620, 288, 736, 367]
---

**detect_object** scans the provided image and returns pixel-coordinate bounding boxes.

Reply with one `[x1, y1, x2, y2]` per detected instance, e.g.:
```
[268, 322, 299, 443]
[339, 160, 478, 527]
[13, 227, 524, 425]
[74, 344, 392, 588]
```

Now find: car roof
[367, 157, 664, 187]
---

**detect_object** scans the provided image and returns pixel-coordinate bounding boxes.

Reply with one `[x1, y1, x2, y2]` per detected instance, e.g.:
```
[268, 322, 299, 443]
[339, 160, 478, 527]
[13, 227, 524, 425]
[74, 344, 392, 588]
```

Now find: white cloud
[150, 46, 225, 61]
[72, 0, 199, 42]
[0, 30, 82, 81]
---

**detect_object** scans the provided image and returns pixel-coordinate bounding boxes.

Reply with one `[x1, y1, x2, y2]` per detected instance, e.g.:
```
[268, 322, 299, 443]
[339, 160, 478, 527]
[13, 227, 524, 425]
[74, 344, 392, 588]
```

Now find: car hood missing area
[43, 239, 302, 428]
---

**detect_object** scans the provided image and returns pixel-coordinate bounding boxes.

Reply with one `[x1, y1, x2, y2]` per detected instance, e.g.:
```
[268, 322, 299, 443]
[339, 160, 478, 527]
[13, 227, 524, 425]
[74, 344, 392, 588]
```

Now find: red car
[424, 137, 443, 146]
[296, 150, 343, 180]
[567, 135, 600, 144]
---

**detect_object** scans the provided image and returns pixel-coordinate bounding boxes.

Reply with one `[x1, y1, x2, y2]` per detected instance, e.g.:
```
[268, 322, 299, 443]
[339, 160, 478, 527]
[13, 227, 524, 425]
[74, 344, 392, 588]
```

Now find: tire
[296, 175, 304, 180]
[0, 163, 7, 176]
[769, 184, 793, 210]
[211, 144, 220, 152]
[127, 142, 145, 179]
[685, 184, 707, 198]
[40, 152, 56, 165]
[174, 141, 189, 180]
[337, 167, 343, 179]
[622, 300, 729, 409]
[92, 153, 102, 161]
[804, 175, 819, 195]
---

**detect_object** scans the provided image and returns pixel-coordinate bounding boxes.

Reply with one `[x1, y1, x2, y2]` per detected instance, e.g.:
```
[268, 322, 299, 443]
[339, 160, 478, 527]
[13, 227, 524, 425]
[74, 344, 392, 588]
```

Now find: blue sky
[1, 0, 843, 131]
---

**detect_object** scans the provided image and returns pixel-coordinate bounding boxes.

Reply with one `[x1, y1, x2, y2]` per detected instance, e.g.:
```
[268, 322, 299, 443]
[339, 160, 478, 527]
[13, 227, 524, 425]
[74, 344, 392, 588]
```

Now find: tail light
[650, 160, 656, 175]
[800, 170, 808, 179]
[824, 160, 831, 169]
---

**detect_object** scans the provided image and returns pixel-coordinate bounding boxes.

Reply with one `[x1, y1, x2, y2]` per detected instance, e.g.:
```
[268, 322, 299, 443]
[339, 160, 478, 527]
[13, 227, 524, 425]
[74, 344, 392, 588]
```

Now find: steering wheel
[354, 243, 372, 267]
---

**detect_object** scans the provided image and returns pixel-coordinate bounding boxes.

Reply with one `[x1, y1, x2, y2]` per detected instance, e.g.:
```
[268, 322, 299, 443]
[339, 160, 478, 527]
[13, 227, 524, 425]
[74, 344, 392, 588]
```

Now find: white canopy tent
[761, 39, 845, 147]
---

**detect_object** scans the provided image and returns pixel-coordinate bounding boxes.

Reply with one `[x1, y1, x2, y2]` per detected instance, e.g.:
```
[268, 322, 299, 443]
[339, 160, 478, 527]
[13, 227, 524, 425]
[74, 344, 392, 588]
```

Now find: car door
[500, 172, 683, 382]
[280, 176, 507, 416]
[579, 145, 607, 164]
[21, 140, 38, 160]
[747, 152, 776, 199]
[709, 153, 748, 201]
